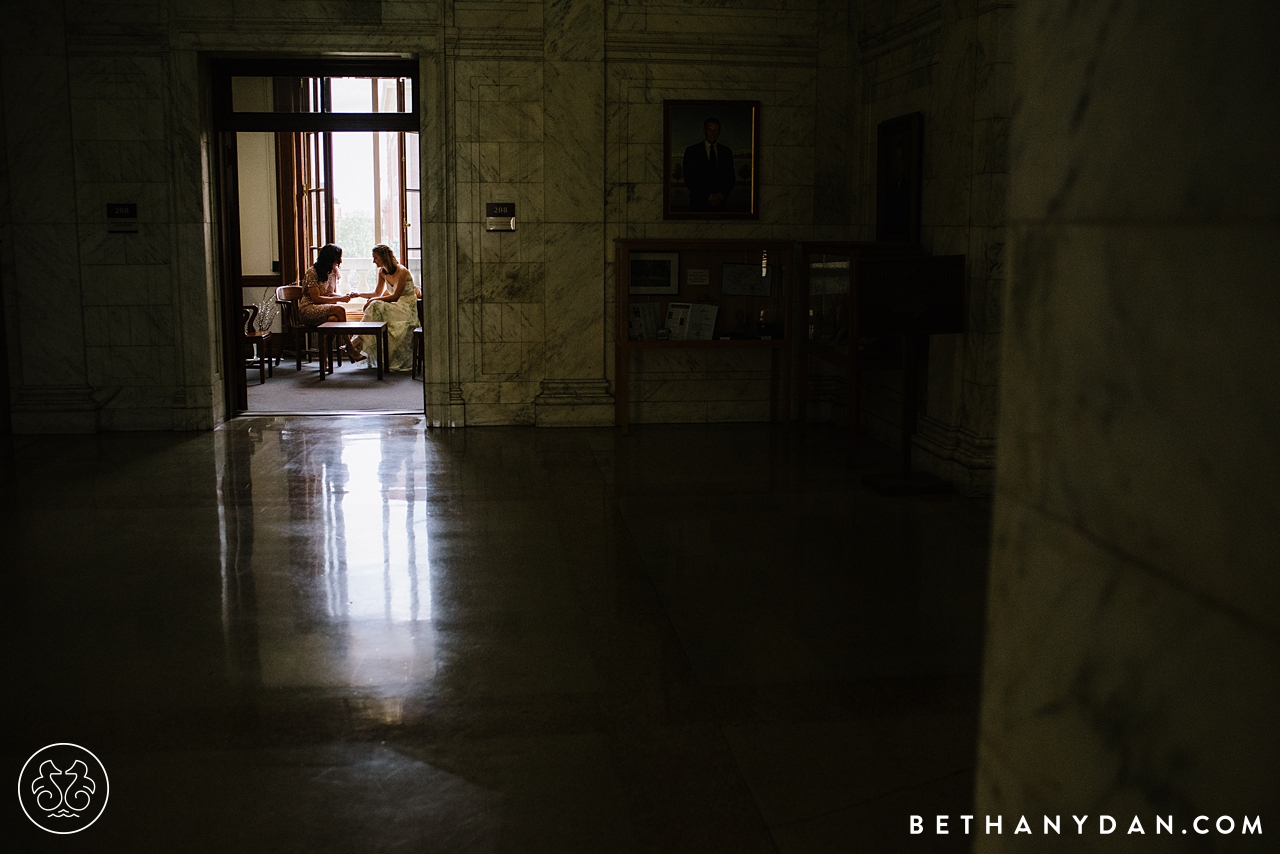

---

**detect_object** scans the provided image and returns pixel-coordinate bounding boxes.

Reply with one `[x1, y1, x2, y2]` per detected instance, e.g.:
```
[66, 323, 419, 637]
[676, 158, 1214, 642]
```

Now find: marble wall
[449, 0, 614, 427]
[2, 1, 224, 431]
[2, 2, 95, 432]
[845, 0, 1012, 495]
[447, 0, 857, 427]
[605, 1, 856, 425]
[2, 0, 986, 458]
[977, 2, 1280, 849]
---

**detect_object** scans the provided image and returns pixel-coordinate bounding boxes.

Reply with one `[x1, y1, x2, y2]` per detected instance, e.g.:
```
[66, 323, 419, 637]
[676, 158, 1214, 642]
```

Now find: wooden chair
[276, 284, 322, 370]
[241, 306, 273, 384]
[412, 298, 424, 379]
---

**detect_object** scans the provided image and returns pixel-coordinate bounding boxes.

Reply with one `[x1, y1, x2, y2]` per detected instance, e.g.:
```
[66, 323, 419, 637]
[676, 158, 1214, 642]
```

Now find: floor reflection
[336, 431, 428, 624]
[222, 419, 434, 693]
[13, 418, 993, 851]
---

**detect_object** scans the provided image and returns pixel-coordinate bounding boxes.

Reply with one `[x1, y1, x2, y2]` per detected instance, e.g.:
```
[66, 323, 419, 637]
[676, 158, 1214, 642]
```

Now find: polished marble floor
[9, 418, 991, 852]
[245, 358, 425, 413]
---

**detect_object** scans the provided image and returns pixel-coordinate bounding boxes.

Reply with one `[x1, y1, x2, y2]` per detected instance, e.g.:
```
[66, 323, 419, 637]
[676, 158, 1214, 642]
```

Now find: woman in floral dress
[298, 243, 364, 360]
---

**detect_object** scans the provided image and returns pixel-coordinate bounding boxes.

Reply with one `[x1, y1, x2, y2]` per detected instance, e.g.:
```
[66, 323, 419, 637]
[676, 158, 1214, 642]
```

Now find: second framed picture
[664, 100, 760, 220]
[628, 251, 680, 295]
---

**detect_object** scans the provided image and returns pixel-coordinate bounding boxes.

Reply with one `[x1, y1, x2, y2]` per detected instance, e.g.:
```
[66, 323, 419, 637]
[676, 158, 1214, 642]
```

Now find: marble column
[534, 0, 613, 426]
[976, 2, 1280, 850]
[943, 2, 1009, 497]
[420, 48, 465, 428]
[2, 3, 95, 432]
[169, 49, 222, 430]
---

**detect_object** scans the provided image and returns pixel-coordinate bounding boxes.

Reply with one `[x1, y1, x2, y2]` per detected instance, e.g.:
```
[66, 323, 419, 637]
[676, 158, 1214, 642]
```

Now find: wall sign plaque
[106, 203, 138, 234]
[485, 202, 516, 231]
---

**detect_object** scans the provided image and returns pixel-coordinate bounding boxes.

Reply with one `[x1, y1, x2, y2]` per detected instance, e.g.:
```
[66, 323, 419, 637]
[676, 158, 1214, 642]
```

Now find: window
[219, 68, 419, 282]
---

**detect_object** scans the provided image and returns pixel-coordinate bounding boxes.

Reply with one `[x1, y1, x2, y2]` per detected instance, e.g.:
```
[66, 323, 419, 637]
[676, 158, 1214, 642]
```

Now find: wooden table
[317, 321, 389, 380]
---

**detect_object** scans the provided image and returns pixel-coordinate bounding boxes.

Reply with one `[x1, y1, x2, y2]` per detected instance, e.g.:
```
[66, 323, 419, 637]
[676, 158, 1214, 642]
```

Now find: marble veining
[542, 61, 604, 223]
[545, 0, 605, 61]
[10, 0, 996, 445]
[976, 4, 1280, 846]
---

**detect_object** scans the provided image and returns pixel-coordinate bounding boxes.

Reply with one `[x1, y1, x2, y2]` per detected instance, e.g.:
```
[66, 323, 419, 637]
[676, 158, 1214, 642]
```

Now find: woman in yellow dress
[355, 244, 419, 372]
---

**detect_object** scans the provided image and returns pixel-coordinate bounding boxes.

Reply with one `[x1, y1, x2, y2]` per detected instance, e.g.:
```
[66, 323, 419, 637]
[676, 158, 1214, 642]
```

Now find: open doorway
[214, 59, 424, 416]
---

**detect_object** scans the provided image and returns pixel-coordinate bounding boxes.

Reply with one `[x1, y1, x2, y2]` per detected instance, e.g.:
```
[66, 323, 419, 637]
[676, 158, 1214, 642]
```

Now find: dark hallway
[12, 419, 988, 851]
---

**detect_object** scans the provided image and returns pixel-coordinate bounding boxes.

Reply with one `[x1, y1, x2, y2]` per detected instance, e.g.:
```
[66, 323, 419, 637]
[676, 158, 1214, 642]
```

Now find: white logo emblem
[18, 743, 110, 834]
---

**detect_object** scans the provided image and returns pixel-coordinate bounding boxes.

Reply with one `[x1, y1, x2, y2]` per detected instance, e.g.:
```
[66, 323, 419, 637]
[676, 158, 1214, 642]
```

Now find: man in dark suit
[683, 117, 736, 212]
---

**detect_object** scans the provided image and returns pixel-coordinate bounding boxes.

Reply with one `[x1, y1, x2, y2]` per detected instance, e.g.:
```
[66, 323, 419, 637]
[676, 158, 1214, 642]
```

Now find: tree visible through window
[276, 76, 419, 288]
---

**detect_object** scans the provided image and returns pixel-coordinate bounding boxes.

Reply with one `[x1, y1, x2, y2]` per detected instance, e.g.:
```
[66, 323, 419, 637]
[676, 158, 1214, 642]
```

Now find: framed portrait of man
[663, 100, 760, 220]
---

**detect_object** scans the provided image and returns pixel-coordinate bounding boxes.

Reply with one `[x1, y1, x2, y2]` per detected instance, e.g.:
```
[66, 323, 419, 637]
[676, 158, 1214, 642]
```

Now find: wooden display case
[614, 239, 793, 433]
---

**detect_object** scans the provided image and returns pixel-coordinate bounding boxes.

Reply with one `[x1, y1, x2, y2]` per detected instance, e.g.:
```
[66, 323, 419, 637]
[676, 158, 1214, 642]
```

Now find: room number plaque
[485, 202, 516, 232]
[107, 202, 138, 234]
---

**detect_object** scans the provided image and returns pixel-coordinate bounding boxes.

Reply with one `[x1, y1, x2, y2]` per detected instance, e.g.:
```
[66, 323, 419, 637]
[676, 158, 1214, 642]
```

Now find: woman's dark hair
[314, 244, 343, 282]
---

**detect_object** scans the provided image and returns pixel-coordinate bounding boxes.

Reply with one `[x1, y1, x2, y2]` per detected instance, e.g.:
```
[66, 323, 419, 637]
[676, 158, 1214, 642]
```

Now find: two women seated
[297, 242, 419, 371]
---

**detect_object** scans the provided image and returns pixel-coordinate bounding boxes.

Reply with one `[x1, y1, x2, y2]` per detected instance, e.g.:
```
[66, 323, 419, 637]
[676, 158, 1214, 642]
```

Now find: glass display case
[797, 243, 966, 471]
[614, 239, 793, 433]
[807, 254, 851, 352]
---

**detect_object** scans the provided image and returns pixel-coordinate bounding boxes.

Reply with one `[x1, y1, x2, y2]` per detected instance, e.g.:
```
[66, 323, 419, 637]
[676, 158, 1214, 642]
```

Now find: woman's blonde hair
[372, 244, 398, 270]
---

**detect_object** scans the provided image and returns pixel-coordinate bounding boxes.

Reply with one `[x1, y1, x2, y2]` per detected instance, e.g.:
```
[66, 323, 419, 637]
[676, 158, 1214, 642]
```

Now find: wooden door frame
[216, 130, 249, 415]
[211, 57, 419, 419]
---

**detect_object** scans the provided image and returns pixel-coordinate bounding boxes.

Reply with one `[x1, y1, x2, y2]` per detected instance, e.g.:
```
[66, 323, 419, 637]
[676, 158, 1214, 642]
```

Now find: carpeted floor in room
[245, 358, 424, 412]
